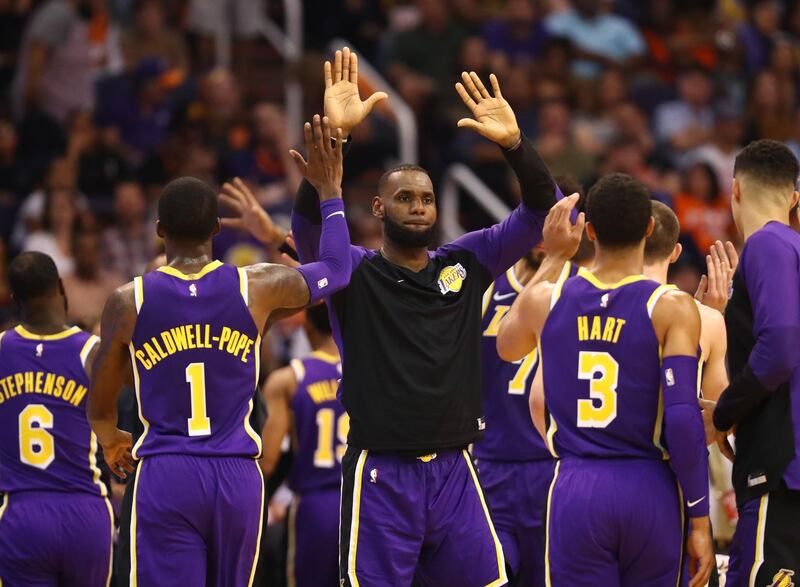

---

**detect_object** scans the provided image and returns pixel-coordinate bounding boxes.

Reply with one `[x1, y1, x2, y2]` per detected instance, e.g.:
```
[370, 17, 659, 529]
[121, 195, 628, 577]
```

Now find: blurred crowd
[0, 0, 798, 331]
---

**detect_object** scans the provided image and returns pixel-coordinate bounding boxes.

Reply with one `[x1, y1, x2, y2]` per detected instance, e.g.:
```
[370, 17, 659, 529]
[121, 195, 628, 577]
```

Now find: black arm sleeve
[292, 139, 355, 224]
[713, 364, 773, 431]
[501, 134, 559, 212]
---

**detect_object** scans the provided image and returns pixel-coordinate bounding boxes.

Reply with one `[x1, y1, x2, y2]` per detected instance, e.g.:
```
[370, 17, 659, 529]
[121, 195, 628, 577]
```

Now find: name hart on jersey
[577, 315, 627, 343]
[133, 323, 255, 371]
[0, 371, 87, 407]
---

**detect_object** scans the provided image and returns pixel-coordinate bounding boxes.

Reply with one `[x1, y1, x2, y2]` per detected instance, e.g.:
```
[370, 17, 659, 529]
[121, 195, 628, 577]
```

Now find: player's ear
[792, 190, 799, 209]
[212, 218, 221, 236]
[585, 221, 597, 242]
[731, 178, 741, 204]
[644, 216, 655, 238]
[156, 220, 165, 238]
[669, 243, 682, 264]
[371, 195, 384, 219]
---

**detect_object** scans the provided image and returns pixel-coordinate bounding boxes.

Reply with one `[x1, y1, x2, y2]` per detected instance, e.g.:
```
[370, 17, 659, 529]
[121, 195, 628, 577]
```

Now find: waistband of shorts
[352, 446, 469, 461]
[2, 489, 105, 502]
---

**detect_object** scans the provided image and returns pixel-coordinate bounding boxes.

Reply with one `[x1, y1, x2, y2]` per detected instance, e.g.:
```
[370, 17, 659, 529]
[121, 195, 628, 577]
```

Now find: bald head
[644, 201, 680, 264]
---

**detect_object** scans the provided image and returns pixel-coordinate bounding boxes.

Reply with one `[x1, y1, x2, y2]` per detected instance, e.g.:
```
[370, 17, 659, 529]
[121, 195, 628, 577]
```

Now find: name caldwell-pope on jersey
[132, 323, 257, 370]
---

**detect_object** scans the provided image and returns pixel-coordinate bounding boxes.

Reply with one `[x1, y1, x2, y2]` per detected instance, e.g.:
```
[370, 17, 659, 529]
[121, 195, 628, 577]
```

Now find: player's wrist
[501, 130, 522, 150]
[688, 515, 711, 529]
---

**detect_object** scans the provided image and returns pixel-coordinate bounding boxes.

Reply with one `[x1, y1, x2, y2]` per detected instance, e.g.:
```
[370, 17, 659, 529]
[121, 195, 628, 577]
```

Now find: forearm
[87, 391, 120, 441]
[662, 355, 710, 517]
[712, 364, 772, 431]
[295, 199, 352, 303]
[531, 257, 569, 287]
[502, 134, 561, 211]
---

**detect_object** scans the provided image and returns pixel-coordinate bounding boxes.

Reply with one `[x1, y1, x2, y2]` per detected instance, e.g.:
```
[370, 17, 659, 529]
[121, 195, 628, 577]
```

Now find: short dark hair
[555, 174, 586, 211]
[586, 173, 652, 249]
[8, 252, 60, 302]
[645, 201, 680, 263]
[158, 177, 218, 241]
[378, 164, 430, 193]
[734, 139, 799, 190]
[305, 303, 332, 335]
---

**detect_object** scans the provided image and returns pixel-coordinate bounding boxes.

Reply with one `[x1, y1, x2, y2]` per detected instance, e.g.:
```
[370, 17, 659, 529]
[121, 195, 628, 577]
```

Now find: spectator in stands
[534, 99, 595, 184]
[101, 180, 154, 279]
[0, 119, 32, 237]
[573, 67, 628, 156]
[0, 0, 32, 95]
[672, 162, 733, 255]
[62, 226, 124, 329]
[189, 68, 243, 144]
[22, 187, 79, 275]
[785, 108, 800, 163]
[654, 67, 715, 156]
[121, 0, 189, 76]
[609, 100, 655, 159]
[11, 0, 96, 124]
[747, 69, 795, 141]
[187, 0, 264, 71]
[386, 0, 468, 111]
[684, 102, 743, 197]
[738, 0, 781, 75]
[544, 0, 646, 79]
[601, 137, 662, 195]
[482, 0, 549, 70]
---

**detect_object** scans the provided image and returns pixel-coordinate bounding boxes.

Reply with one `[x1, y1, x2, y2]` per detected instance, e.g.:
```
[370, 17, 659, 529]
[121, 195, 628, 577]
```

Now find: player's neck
[380, 240, 429, 272]
[591, 245, 645, 282]
[642, 261, 669, 285]
[514, 258, 537, 286]
[163, 240, 215, 273]
[739, 202, 789, 241]
[314, 337, 340, 359]
[20, 301, 69, 334]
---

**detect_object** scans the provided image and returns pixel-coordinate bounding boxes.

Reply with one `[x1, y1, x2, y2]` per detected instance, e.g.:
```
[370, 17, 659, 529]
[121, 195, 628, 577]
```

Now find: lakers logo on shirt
[437, 263, 467, 295]
[772, 569, 795, 587]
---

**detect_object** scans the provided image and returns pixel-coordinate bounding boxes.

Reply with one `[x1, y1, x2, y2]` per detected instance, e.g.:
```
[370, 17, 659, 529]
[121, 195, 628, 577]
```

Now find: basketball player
[476, 191, 584, 587]
[87, 116, 353, 587]
[713, 140, 800, 587]
[260, 303, 345, 587]
[293, 48, 561, 586]
[497, 173, 714, 587]
[644, 201, 729, 411]
[0, 252, 113, 586]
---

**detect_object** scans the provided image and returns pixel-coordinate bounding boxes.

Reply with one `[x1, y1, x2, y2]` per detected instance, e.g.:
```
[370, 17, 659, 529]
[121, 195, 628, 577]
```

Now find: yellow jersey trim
[14, 325, 81, 340]
[244, 334, 263, 457]
[129, 460, 144, 587]
[544, 460, 561, 587]
[577, 267, 648, 290]
[290, 358, 305, 383]
[157, 260, 223, 281]
[311, 350, 339, 364]
[287, 497, 299, 587]
[247, 460, 265, 587]
[89, 431, 109, 496]
[103, 496, 114, 587]
[539, 339, 559, 458]
[80, 335, 100, 369]
[506, 266, 524, 293]
[647, 284, 678, 318]
[748, 494, 769, 587]
[481, 283, 495, 319]
[133, 276, 144, 314]
[550, 262, 572, 309]
[0, 330, 6, 351]
[462, 451, 508, 587]
[238, 267, 249, 306]
[347, 450, 369, 587]
[0, 493, 8, 521]
[129, 343, 149, 459]
[674, 482, 685, 587]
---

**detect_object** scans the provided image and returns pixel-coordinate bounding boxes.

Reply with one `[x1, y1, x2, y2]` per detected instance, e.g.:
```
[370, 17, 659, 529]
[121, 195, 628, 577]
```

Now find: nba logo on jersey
[35, 343, 43, 357]
[600, 293, 609, 308]
[370, 468, 378, 483]
[665, 368, 675, 387]
[189, 283, 198, 297]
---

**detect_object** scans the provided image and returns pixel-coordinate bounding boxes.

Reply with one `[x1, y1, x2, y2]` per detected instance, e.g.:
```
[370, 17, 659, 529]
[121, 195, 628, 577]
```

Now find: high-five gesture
[324, 47, 388, 136]
[289, 115, 344, 201]
[219, 178, 287, 246]
[455, 72, 521, 149]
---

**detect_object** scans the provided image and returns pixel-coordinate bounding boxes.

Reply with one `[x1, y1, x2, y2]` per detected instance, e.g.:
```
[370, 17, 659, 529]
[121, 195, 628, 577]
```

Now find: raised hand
[289, 115, 344, 201]
[694, 240, 738, 313]
[219, 178, 286, 246]
[324, 47, 388, 136]
[455, 72, 521, 149]
[542, 193, 585, 260]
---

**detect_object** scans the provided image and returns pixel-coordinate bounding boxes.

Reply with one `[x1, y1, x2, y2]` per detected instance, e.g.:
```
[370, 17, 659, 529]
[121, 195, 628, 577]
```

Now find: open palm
[456, 72, 520, 149]
[324, 47, 388, 135]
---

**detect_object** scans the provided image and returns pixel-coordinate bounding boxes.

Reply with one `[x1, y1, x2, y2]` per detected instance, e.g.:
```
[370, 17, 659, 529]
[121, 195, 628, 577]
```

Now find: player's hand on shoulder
[323, 47, 388, 136]
[219, 177, 286, 247]
[686, 516, 715, 587]
[98, 428, 135, 479]
[289, 115, 345, 201]
[455, 71, 520, 149]
[543, 193, 585, 260]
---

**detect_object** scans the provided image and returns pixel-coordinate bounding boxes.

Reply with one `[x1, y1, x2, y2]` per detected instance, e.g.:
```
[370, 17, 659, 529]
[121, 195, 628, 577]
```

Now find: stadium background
[0, 0, 792, 582]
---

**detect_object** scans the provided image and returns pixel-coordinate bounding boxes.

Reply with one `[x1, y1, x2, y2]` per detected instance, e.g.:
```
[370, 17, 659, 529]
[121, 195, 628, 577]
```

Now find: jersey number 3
[576, 351, 619, 428]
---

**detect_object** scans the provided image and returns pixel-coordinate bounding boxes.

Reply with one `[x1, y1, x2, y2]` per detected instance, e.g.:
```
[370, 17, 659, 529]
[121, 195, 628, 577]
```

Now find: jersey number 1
[186, 362, 211, 436]
[314, 409, 349, 468]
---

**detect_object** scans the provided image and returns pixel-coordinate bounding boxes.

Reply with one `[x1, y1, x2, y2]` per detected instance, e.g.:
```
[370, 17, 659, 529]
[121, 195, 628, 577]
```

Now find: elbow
[496, 326, 529, 363]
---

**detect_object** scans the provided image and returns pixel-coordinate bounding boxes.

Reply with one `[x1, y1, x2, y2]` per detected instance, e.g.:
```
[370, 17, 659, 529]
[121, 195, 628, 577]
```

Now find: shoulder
[697, 301, 726, 343]
[652, 289, 700, 326]
[264, 364, 297, 400]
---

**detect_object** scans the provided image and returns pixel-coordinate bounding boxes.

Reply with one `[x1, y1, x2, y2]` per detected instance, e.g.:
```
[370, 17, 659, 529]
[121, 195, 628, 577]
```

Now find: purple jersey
[541, 267, 678, 460]
[0, 325, 106, 496]
[130, 261, 261, 459]
[287, 351, 347, 493]
[474, 267, 550, 461]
